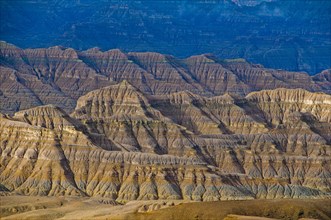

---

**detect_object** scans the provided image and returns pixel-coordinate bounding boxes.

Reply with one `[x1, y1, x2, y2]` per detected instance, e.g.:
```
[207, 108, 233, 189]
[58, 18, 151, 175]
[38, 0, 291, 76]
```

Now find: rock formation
[1, 42, 330, 115]
[1, 81, 330, 201]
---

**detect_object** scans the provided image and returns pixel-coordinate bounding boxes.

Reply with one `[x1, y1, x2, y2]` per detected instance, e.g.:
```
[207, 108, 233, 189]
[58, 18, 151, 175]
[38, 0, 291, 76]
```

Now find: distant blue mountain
[0, 0, 330, 74]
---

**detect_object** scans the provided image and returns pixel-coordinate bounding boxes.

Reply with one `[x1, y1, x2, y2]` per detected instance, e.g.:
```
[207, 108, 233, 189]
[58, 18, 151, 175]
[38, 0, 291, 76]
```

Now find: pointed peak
[92, 80, 142, 98]
[210, 92, 240, 104]
[222, 92, 240, 100]
[37, 46, 79, 59]
[89, 80, 139, 94]
[73, 80, 156, 121]
[222, 93, 235, 100]
[13, 104, 78, 130]
[118, 79, 133, 87]
[14, 104, 68, 118]
[185, 54, 216, 63]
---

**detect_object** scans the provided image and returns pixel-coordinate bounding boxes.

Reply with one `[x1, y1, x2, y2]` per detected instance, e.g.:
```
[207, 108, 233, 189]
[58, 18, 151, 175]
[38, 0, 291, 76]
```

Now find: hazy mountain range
[1, 0, 330, 74]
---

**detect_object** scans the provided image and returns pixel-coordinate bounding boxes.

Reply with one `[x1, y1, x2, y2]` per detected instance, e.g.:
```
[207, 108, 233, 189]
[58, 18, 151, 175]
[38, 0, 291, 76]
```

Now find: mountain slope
[1, 42, 330, 115]
[1, 82, 330, 201]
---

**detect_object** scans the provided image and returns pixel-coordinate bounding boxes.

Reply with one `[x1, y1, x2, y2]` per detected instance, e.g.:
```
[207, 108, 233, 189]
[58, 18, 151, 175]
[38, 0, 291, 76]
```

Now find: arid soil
[1, 196, 330, 220]
[124, 199, 331, 220]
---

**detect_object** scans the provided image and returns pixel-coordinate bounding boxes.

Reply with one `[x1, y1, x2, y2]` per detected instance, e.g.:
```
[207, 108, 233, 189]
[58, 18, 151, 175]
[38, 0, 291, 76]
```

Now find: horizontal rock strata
[1, 42, 330, 114]
[1, 82, 330, 201]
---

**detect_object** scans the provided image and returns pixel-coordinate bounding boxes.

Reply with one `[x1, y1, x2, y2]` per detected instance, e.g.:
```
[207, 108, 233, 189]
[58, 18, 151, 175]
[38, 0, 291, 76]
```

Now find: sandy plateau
[0, 196, 330, 220]
[1, 196, 186, 219]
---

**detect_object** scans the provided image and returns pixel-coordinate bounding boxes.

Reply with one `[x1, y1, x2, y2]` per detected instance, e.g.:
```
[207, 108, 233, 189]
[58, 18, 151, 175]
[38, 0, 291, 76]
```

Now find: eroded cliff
[1, 82, 330, 201]
[1, 42, 330, 115]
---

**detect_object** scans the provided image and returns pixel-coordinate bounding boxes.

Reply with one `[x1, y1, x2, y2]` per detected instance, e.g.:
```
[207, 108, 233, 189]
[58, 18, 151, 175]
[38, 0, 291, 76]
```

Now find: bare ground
[0, 196, 330, 220]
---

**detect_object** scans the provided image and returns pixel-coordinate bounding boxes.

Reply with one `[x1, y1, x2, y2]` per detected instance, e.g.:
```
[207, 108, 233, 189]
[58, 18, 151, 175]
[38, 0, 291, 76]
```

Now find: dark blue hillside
[0, 0, 330, 74]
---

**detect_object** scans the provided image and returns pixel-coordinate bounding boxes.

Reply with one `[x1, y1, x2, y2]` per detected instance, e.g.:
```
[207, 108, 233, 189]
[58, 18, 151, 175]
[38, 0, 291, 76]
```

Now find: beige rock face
[71, 81, 197, 155]
[1, 42, 330, 115]
[246, 88, 331, 125]
[0, 81, 330, 201]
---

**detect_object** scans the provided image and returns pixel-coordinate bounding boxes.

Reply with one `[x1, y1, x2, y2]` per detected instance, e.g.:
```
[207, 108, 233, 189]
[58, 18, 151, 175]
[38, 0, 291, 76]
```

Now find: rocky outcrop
[246, 88, 331, 125]
[184, 55, 250, 95]
[0, 111, 329, 201]
[1, 42, 330, 115]
[0, 112, 249, 201]
[72, 81, 197, 155]
[0, 82, 330, 201]
[13, 105, 79, 130]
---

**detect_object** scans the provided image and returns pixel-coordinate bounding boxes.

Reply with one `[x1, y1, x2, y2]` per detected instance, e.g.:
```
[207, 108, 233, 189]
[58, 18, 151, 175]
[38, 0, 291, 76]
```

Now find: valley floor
[0, 196, 330, 220]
